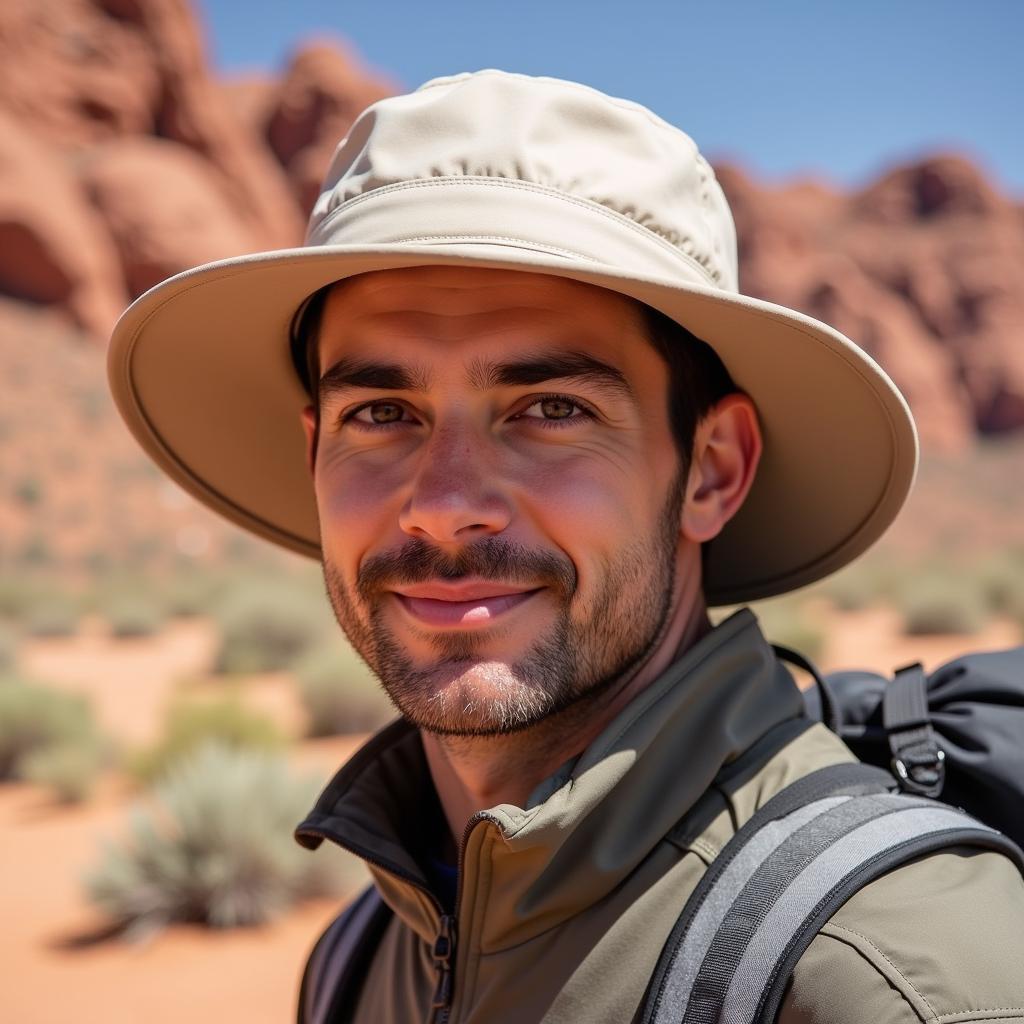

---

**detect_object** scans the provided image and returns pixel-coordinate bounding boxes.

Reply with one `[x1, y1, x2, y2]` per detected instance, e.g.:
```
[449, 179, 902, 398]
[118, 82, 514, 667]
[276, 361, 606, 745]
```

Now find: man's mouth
[390, 581, 544, 627]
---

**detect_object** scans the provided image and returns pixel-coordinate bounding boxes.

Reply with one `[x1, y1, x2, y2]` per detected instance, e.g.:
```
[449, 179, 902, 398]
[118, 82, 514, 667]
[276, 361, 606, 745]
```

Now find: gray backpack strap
[298, 885, 392, 1024]
[642, 763, 1024, 1024]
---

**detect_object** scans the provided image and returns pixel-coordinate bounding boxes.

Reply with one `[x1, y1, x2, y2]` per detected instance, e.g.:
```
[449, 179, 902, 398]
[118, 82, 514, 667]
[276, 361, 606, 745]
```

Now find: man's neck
[421, 574, 711, 848]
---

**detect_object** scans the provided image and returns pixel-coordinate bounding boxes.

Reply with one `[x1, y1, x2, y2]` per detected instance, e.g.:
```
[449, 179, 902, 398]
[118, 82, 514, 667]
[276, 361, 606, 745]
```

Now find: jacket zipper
[302, 812, 501, 1024]
[430, 912, 457, 1023]
[427, 810, 500, 1023]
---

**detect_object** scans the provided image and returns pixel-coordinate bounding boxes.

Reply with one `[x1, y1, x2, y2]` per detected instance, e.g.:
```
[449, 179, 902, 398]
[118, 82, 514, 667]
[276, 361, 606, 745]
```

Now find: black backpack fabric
[793, 645, 1024, 847]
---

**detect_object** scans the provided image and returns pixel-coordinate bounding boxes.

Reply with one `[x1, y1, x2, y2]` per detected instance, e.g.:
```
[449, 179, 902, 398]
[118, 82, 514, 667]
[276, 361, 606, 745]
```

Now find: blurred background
[1, 1, 1022, 1021]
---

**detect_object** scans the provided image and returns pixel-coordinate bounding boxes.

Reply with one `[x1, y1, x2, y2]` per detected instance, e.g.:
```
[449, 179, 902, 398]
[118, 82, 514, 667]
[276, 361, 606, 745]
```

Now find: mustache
[356, 537, 577, 598]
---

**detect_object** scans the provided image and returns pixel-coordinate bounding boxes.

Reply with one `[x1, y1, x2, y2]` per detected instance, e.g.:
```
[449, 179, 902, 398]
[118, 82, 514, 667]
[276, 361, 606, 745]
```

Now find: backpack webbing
[641, 763, 1024, 1024]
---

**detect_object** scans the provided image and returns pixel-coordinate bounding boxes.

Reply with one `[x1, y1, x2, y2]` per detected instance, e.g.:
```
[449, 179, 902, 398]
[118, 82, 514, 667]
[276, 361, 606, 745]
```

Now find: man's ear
[681, 393, 762, 544]
[300, 405, 318, 476]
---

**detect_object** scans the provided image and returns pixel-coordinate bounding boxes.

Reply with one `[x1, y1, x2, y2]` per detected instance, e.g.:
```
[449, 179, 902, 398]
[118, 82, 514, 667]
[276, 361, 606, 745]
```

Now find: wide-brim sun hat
[107, 69, 918, 606]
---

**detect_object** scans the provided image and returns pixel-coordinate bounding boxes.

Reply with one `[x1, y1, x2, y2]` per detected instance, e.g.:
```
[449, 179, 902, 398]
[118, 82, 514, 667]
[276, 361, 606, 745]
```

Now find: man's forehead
[310, 268, 663, 405]
[316, 266, 650, 365]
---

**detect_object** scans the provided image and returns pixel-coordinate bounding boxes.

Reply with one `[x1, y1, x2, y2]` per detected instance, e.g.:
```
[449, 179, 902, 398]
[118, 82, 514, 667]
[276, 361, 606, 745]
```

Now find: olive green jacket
[296, 609, 1024, 1023]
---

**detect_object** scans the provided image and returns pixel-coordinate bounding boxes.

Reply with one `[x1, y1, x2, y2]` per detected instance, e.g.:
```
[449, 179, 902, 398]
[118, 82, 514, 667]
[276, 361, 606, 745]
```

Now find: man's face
[305, 266, 691, 737]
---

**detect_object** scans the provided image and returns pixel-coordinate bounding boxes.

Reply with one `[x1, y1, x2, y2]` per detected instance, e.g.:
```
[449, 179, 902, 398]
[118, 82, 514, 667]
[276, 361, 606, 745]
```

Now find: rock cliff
[1, 0, 1021, 453]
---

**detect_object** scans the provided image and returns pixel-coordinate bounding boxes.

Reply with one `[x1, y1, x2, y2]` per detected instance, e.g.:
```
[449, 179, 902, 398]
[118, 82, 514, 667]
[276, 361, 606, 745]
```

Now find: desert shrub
[0, 576, 58, 621]
[21, 741, 106, 803]
[822, 560, 894, 612]
[130, 698, 285, 785]
[163, 570, 225, 619]
[0, 623, 17, 674]
[296, 643, 393, 737]
[213, 579, 332, 674]
[17, 534, 53, 568]
[751, 599, 825, 662]
[81, 549, 113, 576]
[13, 476, 43, 507]
[97, 590, 166, 639]
[23, 592, 81, 637]
[0, 680, 105, 799]
[974, 554, 1024, 619]
[85, 743, 362, 936]
[898, 574, 989, 636]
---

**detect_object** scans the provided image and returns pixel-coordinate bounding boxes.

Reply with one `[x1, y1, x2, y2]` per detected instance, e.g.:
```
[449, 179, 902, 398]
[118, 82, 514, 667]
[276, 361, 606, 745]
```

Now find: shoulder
[779, 846, 1024, 1024]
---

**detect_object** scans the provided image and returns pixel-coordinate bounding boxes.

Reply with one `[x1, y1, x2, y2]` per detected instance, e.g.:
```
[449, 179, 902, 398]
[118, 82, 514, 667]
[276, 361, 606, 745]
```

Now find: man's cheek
[528, 469, 637, 539]
[316, 460, 405, 532]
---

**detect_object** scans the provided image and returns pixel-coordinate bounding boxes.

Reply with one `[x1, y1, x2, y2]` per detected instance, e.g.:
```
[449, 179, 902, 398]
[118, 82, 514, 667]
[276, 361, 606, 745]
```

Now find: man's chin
[382, 659, 563, 737]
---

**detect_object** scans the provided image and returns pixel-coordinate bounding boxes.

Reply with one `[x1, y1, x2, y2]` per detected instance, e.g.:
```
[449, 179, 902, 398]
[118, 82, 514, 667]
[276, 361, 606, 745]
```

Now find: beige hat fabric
[107, 69, 918, 606]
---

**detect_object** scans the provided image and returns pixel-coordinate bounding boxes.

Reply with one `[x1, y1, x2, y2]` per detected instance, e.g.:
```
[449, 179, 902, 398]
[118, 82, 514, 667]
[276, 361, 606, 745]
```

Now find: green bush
[22, 741, 106, 803]
[23, 592, 81, 638]
[898, 574, 989, 636]
[0, 577, 64, 622]
[213, 579, 332, 674]
[163, 570, 225, 619]
[17, 534, 53, 568]
[0, 623, 17, 674]
[100, 593, 166, 639]
[85, 743, 362, 936]
[822, 560, 894, 612]
[0, 680, 105, 799]
[130, 697, 285, 785]
[974, 554, 1024, 619]
[751, 599, 825, 662]
[13, 476, 43, 507]
[296, 643, 393, 737]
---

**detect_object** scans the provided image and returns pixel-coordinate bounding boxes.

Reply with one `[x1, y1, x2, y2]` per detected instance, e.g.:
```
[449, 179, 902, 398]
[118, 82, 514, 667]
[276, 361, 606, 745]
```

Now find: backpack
[298, 646, 1024, 1024]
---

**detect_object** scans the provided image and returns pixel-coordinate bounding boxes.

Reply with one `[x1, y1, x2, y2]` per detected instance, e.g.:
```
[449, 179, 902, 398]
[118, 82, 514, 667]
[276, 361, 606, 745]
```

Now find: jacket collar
[295, 608, 806, 945]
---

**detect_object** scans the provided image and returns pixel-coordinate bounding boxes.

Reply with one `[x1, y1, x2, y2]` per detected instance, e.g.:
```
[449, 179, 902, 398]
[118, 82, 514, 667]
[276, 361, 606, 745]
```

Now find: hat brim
[107, 242, 918, 606]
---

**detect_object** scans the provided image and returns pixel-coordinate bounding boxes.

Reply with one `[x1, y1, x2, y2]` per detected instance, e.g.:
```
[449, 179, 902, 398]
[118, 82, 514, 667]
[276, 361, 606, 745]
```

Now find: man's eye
[519, 396, 593, 422]
[349, 401, 411, 426]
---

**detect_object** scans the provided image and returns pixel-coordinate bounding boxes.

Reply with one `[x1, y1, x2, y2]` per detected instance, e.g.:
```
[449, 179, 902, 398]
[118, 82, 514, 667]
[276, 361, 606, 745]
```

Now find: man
[108, 71, 1024, 1022]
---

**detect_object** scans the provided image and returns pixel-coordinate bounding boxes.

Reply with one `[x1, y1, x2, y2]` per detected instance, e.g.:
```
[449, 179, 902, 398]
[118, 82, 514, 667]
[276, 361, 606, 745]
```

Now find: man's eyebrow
[318, 357, 431, 402]
[471, 351, 634, 399]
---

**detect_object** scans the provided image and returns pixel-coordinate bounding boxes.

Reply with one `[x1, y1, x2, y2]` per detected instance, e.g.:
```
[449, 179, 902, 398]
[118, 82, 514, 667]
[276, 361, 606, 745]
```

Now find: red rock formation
[0, 111, 127, 335]
[79, 137, 262, 297]
[0, 0, 163, 144]
[715, 156, 1024, 447]
[855, 155, 1007, 223]
[0, 0, 303, 249]
[265, 41, 396, 215]
[221, 75, 278, 139]
[0, 0, 1020, 451]
[800, 255, 975, 452]
[138, 0, 304, 246]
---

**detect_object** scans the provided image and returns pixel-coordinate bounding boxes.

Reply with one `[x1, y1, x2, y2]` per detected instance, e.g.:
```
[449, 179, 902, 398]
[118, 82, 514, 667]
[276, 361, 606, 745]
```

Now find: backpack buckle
[892, 747, 946, 798]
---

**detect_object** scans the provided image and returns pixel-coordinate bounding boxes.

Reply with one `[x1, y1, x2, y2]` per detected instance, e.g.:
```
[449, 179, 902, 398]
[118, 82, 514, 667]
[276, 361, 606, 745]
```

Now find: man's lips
[390, 581, 543, 627]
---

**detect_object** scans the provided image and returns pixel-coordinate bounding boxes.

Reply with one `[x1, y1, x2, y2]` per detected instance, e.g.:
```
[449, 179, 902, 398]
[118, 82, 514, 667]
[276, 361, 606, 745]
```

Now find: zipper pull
[430, 913, 456, 1021]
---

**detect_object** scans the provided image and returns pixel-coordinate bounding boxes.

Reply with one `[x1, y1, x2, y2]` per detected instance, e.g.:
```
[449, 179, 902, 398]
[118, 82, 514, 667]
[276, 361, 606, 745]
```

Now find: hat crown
[307, 70, 738, 291]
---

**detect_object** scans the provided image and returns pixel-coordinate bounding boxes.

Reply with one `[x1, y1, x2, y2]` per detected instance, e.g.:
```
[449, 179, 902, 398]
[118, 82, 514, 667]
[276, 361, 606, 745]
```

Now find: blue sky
[197, 1, 1024, 195]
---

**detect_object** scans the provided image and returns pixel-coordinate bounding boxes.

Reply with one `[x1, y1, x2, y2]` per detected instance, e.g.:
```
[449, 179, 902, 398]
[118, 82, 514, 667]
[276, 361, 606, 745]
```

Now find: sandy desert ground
[2, 608, 1021, 1024]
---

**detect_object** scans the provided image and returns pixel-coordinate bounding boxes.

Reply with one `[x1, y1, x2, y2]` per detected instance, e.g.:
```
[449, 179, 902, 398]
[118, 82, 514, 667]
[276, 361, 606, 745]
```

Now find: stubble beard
[321, 473, 686, 738]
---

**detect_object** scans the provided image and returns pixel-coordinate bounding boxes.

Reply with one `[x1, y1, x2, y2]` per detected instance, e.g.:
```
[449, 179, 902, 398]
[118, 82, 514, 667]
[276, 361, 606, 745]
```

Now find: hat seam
[399, 234, 598, 261]
[309, 175, 723, 286]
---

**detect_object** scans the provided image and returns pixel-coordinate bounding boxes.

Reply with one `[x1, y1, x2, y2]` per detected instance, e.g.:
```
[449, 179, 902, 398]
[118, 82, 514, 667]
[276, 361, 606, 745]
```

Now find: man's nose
[398, 425, 513, 544]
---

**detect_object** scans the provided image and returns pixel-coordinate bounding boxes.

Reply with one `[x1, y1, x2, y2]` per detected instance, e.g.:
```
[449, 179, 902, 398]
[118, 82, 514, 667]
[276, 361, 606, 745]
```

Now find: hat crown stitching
[306, 70, 737, 291]
[306, 175, 723, 288]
